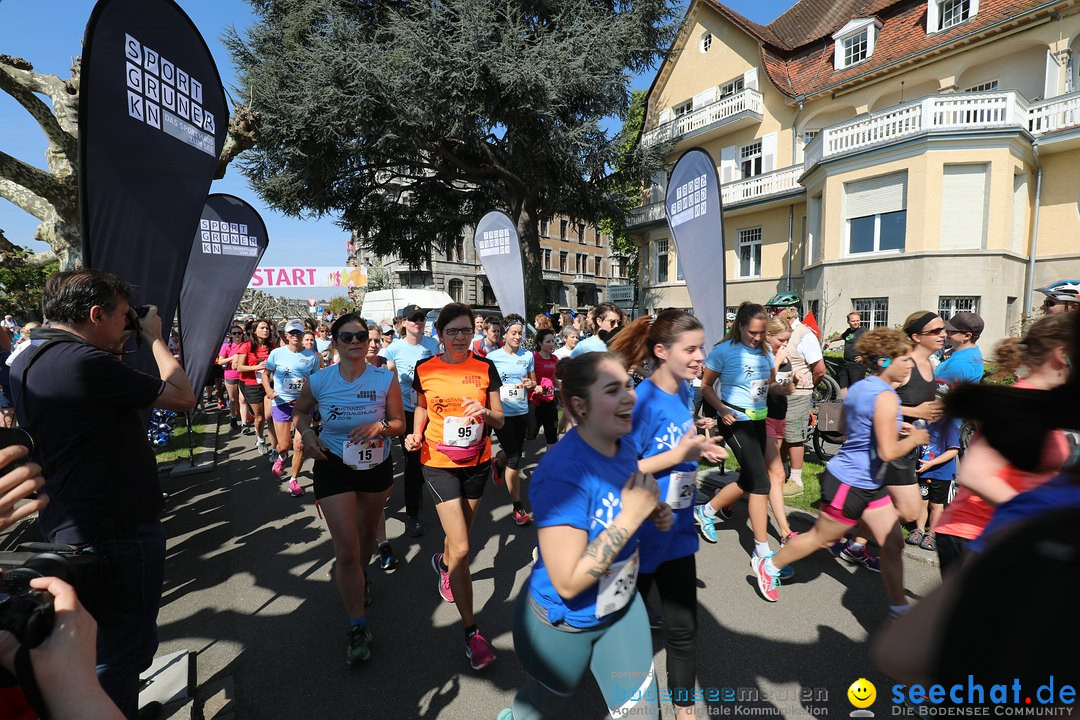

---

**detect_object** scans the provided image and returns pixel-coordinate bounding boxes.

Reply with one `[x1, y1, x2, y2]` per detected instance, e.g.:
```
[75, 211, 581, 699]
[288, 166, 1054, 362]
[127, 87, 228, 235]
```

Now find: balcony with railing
[542, 269, 562, 281]
[572, 273, 596, 286]
[642, 89, 764, 148]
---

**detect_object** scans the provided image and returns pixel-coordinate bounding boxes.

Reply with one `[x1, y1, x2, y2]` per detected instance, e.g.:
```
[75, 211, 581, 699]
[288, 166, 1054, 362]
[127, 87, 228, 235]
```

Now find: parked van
[360, 289, 454, 325]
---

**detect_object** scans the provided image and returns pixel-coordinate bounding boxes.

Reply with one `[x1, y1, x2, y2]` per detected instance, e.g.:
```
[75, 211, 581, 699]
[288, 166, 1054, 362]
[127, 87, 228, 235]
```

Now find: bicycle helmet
[725, 312, 736, 322]
[765, 292, 802, 308]
[1035, 280, 1080, 303]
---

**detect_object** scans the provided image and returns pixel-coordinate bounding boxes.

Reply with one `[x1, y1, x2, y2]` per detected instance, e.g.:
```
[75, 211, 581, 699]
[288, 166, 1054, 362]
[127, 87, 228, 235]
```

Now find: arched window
[448, 278, 464, 303]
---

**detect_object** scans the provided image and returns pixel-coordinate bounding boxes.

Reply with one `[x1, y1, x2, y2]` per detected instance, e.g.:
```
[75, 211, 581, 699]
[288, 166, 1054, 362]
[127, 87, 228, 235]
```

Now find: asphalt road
[155, 422, 942, 719]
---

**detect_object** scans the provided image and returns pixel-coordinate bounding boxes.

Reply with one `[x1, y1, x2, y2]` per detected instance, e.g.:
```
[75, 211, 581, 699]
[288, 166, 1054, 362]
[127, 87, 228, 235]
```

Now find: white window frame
[740, 140, 762, 179]
[448, 278, 464, 304]
[844, 173, 908, 256]
[738, 227, 762, 279]
[539, 219, 550, 237]
[940, 0, 974, 30]
[928, 0, 979, 33]
[852, 298, 889, 329]
[719, 77, 744, 98]
[964, 80, 998, 92]
[673, 100, 693, 118]
[700, 32, 712, 54]
[847, 211, 907, 255]
[938, 296, 980, 321]
[543, 248, 552, 270]
[833, 19, 880, 70]
[655, 239, 669, 284]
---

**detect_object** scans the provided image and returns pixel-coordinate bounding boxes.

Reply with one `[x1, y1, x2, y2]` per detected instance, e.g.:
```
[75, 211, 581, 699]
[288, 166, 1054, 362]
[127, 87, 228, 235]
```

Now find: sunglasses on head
[336, 331, 370, 344]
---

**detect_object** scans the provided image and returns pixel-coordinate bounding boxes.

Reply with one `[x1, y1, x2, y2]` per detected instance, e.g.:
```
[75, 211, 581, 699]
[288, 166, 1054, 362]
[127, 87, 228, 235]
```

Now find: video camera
[124, 304, 152, 348]
[0, 427, 34, 474]
[0, 546, 102, 648]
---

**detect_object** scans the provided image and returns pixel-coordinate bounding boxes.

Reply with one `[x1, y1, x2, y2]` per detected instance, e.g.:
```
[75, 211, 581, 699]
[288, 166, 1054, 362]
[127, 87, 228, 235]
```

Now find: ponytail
[607, 310, 704, 371]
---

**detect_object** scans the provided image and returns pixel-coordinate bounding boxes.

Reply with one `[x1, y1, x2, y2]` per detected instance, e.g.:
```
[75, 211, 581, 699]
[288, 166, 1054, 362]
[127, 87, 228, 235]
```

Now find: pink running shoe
[432, 553, 454, 603]
[272, 455, 285, 478]
[466, 630, 495, 670]
[287, 478, 305, 497]
[750, 555, 779, 602]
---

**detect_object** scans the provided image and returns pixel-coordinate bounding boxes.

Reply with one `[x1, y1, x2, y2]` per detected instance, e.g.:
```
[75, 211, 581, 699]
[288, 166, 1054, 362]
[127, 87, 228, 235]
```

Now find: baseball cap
[399, 304, 427, 321]
[284, 320, 305, 334]
[943, 312, 984, 340]
[380, 324, 394, 335]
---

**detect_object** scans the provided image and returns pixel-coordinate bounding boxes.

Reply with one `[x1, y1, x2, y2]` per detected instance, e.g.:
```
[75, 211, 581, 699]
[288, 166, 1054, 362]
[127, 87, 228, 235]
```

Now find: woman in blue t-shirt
[499, 352, 672, 720]
[751, 328, 929, 612]
[487, 314, 536, 525]
[610, 310, 726, 720]
[293, 313, 405, 666]
[694, 302, 787, 561]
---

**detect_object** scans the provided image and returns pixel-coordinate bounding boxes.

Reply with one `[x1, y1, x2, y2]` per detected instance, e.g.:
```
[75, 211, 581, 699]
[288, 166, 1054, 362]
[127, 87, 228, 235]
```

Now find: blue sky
[0, 0, 794, 297]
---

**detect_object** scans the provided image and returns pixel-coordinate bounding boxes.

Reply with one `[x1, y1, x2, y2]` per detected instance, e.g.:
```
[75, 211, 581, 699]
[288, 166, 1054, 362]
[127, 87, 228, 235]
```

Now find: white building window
[719, 77, 744, 98]
[673, 100, 692, 118]
[938, 296, 980, 320]
[700, 32, 713, 53]
[738, 228, 762, 278]
[539, 219, 550, 237]
[833, 19, 880, 70]
[964, 80, 998, 92]
[853, 298, 889, 329]
[929, 0, 978, 33]
[655, 239, 669, 284]
[844, 173, 907, 255]
[740, 141, 762, 178]
[543, 248, 552, 270]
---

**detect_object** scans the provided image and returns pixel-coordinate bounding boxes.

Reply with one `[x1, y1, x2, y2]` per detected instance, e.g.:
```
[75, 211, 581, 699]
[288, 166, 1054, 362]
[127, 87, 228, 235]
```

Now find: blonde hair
[991, 314, 1073, 379]
[766, 317, 791, 336]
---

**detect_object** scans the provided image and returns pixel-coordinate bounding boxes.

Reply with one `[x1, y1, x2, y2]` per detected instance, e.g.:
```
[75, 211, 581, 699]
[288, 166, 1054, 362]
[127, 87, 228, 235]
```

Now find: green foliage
[0, 248, 58, 322]
[599, 88, 653, 283]
[228, 0, 678, 312]
[326, 296, 351, 316]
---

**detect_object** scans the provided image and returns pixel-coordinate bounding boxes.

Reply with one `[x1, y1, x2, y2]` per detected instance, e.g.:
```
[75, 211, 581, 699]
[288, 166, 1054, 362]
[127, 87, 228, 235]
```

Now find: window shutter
[927, 0, 940, 32]
[743, 68, 759, 91]
[720, 146, 737, 184]
[761, 132, 778, 173]
[658, 108, 673, 125]
[1045, 49, 1060, 100]
[843, 173, 907, 219]
[940, 165, 987, 250]
[692, 87, 717, 109]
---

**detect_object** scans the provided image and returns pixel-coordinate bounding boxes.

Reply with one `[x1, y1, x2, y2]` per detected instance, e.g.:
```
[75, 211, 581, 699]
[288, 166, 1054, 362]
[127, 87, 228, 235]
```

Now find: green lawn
[154, 416, 212, 465]
[705, 452, 826, 513]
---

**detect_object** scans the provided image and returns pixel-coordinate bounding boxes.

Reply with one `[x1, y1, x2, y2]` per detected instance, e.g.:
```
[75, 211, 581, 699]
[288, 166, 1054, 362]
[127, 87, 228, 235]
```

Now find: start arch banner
[248, 266, 368, 289]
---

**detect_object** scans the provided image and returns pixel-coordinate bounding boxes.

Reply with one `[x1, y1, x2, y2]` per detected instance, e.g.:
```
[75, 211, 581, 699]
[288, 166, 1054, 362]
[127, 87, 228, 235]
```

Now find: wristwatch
[380, 418, 390, 434]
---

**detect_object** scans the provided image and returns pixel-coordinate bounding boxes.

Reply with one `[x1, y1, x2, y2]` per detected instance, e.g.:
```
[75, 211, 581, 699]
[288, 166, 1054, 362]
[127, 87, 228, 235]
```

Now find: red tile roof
[698, 0, 1060, 99]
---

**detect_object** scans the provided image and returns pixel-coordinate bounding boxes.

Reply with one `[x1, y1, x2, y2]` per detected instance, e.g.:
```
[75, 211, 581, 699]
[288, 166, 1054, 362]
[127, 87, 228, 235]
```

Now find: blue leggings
[510, 591, 659, 720]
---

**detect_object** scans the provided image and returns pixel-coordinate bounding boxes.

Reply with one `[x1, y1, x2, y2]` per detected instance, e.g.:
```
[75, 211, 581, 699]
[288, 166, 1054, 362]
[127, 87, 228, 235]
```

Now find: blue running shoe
[694, 505, 718, 543]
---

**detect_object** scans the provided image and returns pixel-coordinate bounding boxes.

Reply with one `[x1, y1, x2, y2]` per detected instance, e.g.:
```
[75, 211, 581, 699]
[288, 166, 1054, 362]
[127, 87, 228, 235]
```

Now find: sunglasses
[286, 330, 303, 336]
[336, 331, 370, 344]
[917, 327, 947, 336]
[442, 327, 472, 338]
[230, 331, 244, 336]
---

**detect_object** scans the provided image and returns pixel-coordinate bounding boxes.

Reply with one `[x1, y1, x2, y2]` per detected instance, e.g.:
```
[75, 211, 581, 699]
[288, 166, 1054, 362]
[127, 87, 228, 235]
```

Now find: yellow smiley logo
[848, 678, 876, 709]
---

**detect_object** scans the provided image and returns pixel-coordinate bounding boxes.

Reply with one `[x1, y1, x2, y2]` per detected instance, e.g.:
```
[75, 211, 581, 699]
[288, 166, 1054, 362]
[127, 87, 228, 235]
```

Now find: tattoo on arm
[582, 524, 629, 579]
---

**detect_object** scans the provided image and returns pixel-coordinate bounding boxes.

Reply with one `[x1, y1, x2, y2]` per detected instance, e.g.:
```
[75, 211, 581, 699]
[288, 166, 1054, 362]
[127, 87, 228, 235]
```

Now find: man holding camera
[9, 269, 195, 719]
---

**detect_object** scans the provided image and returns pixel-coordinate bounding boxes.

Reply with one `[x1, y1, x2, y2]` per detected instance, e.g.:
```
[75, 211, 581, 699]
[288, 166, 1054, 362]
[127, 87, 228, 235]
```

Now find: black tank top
[767, 360, 792, 420]
[895, 360, 936, 420]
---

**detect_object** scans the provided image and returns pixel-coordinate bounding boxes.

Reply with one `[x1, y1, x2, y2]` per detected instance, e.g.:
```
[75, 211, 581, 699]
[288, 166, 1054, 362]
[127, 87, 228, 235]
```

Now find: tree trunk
[514, 196, 545, 318]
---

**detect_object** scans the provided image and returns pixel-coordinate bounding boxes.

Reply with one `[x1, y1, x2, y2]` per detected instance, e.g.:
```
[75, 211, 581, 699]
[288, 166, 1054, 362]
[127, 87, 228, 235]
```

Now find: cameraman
[9, 270, 194, 719]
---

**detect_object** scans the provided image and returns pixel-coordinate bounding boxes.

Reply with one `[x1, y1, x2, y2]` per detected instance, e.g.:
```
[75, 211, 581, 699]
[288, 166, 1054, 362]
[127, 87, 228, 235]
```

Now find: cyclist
[497, 352, 669, 720]
[752, 328, 929, 611]
[488, 314, 536, 525]
[1035, 279, 1080, 314]
[611, 311, 726, 720]
[404, 303, 504, 670]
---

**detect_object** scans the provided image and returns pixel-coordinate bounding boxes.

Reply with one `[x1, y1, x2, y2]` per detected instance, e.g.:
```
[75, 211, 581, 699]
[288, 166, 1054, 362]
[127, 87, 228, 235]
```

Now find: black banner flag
[180, 195, 269, 396]
[80, 0, 228, 349]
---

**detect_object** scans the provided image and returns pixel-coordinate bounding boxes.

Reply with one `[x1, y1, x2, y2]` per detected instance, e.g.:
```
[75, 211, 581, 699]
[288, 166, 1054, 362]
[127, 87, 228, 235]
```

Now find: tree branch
[0, 56, 78, 160]
[0, 226, 57, 267]
[0, 150, 69, 209]
[215, 103, 260, 179]
[0, 176, 52, 221]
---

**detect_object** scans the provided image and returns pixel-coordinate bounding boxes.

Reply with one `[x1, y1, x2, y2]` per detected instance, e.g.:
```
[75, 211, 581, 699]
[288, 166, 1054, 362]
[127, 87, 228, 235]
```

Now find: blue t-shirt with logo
[308, 364, 395, 466]
[703, 340, 773, 421]
[632, 378, 699, 573]
[528, 429, 643, 629]
[936, 346, 984, 385]
[379, 336, 439, 412]
[918, 419, 961, 482]
[265, 347, 320, 404]
[570, 334, 607, 358]
[487, 346, 535, 417]
[827, 375, 902, 490]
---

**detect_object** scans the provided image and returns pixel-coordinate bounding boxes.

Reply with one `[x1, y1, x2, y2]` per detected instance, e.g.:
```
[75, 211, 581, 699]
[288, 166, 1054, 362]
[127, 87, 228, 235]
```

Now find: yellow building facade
[629, 0, 1080, 343]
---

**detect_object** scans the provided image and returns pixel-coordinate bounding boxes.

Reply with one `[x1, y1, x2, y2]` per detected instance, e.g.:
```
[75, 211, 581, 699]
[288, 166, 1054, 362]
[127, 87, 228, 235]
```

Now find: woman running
[527, 328, 559, 445]
[404, 303, 504, 671]
[218, 324, 249, 430]
[302, 330, 326, 368]
[764, 317, 798, 546]
[488, 314, 536, 525]
[294, 314, 404, 665]
[498, 352, 671, 720]
[751, 328, 929, 612]
[263, 320, 321, 496]
[693, 303, 785, 561]
[933, 313, 1072, 573]
[237, 318, 278, 455]
[610, 312, 726, 719]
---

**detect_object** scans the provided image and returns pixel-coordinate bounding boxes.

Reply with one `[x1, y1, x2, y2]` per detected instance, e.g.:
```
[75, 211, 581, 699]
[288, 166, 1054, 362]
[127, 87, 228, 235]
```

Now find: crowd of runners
[2, 279, 1078, 719]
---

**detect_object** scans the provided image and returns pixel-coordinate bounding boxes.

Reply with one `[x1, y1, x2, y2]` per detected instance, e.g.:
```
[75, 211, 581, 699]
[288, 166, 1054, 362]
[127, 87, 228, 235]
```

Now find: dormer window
[928, 0, 978, 33]
[833, 19, 881, 70]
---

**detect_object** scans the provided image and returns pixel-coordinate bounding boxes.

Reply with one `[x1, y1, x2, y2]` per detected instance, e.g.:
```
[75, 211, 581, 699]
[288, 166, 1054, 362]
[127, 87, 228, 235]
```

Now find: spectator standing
[779, 306, 825, 497]
[9, 270, 195, 718]
[838, 312, 867, 398]
[936, 312, 985, 385]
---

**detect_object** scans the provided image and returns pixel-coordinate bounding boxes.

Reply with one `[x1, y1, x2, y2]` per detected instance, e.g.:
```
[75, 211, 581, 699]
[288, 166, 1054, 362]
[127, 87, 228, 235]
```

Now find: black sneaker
[346, 624, 373, 664]
[378, 543, 398, 573]
[229, 417, 240, 430]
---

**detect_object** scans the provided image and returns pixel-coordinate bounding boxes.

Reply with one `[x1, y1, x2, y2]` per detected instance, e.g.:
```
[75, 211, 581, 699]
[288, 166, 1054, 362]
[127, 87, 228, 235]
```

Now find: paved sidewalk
[154, 429, 942, 719]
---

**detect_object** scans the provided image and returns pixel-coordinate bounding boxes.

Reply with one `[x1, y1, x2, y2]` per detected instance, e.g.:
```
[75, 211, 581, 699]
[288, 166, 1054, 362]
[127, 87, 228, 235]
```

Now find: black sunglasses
[230, 331, 244, 336]
[336, 331, 370, 344]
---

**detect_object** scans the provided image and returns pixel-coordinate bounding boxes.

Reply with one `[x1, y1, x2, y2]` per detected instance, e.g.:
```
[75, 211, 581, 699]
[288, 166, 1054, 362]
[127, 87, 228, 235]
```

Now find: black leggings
[399, 410, 424, 516]
[936, 532, 969, 576]
[494, 413, 529, 469]
[527, 402, 558, 444]
[638, 554, 697, 708]
[720, 420, 770, 495]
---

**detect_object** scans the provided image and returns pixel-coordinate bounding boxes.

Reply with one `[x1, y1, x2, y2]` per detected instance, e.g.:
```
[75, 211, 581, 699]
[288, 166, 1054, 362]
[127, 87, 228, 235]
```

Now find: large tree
[228, 0, 676, 312]
[0, 53, 259, 270]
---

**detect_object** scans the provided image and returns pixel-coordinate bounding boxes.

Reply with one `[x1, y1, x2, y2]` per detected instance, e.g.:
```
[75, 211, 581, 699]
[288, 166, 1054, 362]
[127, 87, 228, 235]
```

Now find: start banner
[248, 266, 368, 289]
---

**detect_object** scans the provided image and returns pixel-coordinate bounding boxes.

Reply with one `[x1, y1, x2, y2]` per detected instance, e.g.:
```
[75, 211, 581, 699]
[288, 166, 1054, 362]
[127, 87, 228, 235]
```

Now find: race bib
[774, 370, 792, 384]
[255, 370, 263, 383]
[286, 376, 306, 393]
[595, 549, 639, 619]
[666, 470, 697, 510]
[500, 384, 524, 404]
[749, 378, 769, 404]
[343, 438, 385, 470]
[443, 415, 484, 448]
